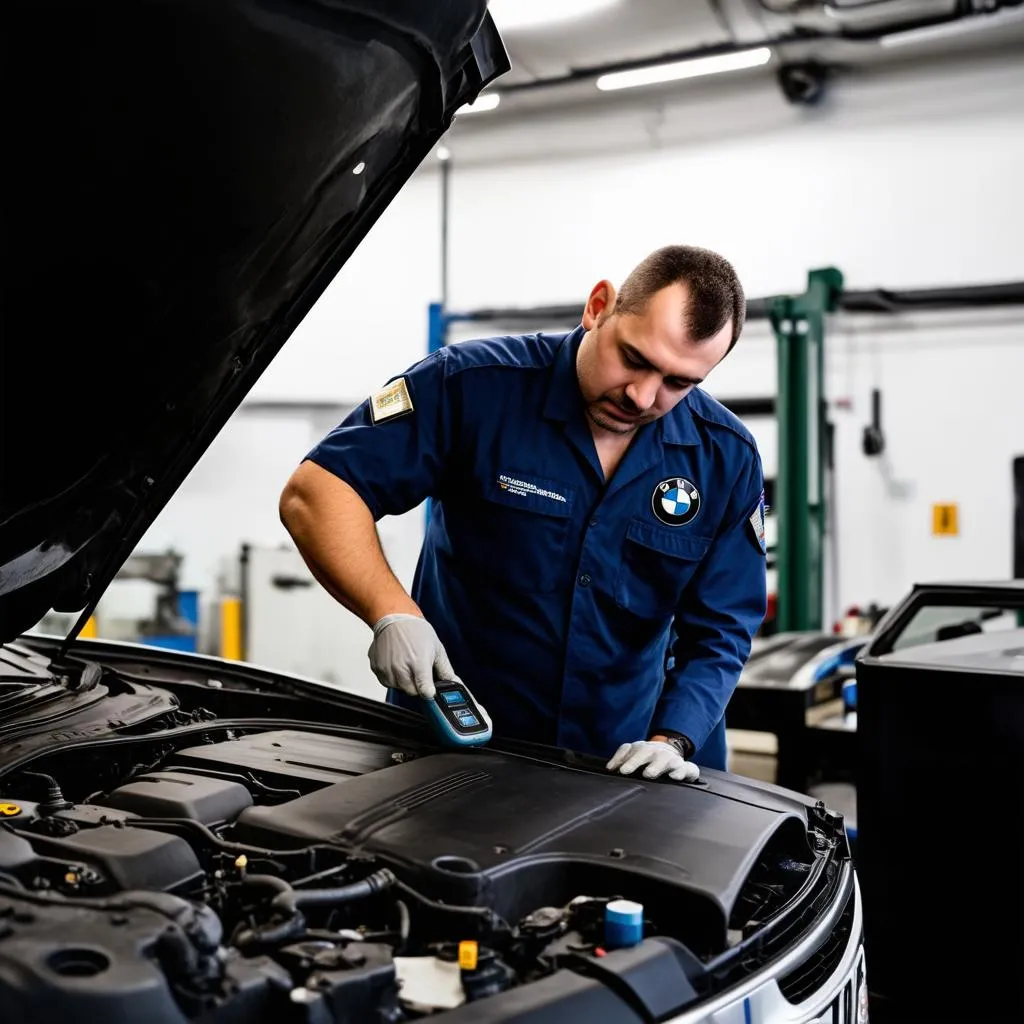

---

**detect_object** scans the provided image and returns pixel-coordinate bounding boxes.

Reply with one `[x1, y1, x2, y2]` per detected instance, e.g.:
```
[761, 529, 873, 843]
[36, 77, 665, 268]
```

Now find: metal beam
[438, 279, 1024, 330]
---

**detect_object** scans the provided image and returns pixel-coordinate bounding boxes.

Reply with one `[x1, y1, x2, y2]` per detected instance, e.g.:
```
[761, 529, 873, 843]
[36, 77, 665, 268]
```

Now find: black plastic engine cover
[233, 750, 811, 946]
[172, 730, 399, 788]
[428, 969, 645, 1023]
[102, 771, 253, 824]
[0, 827, 34, 871]
[564, 937, 702, 1018]
[0, 890, 289, 1024]
[22, 825, 203, 893]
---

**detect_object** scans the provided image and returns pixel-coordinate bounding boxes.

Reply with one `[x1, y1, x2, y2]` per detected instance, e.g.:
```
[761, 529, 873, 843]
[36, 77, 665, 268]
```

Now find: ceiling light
[487, 0, 622, 31]
[596, 47, 772, 91]
[880, 7, 1024, 48]
[436, 145, 452, 162]
[457, 93, 500, 114]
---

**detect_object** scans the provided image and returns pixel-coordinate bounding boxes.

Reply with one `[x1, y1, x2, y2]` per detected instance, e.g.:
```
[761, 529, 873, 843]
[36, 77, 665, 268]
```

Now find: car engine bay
[0, 648, 856, 1022]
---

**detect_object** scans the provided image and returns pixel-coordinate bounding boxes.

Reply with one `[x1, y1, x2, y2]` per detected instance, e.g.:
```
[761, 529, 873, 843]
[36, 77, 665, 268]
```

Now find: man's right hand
[368, 613, 459, 700]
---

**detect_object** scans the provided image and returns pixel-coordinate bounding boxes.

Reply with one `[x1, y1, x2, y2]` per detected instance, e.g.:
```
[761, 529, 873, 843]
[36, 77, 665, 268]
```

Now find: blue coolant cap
[604, 899, 644, 950]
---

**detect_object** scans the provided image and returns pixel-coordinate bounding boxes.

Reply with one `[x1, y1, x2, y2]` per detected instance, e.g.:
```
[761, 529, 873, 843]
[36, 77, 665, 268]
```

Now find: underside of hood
[0, 0, 508, 643]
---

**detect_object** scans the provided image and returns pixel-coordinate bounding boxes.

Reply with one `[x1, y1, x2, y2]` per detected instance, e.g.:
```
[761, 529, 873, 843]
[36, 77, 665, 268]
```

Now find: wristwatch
[656, 730, 694, 760]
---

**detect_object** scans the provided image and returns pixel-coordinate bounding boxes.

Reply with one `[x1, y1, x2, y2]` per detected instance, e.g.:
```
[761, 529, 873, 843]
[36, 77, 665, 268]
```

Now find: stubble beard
[586, 402, 646, 435]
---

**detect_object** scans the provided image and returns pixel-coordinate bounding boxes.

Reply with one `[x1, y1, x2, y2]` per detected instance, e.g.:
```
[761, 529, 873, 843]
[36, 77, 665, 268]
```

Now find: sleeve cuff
[652, 696, 719, 756]
[653, 729, 694, 759]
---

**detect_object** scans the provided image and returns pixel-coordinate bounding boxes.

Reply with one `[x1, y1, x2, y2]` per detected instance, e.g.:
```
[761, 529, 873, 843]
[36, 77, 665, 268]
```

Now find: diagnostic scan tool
[422, 680, 492, 748]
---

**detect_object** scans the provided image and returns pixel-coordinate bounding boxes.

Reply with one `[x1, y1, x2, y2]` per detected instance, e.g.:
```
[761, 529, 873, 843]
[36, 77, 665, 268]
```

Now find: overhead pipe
[440, 281, 1024, 328]
[495, 1, 1018, 96]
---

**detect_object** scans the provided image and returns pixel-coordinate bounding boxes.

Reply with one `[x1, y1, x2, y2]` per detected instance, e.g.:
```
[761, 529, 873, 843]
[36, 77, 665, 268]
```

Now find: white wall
[250, 173, 441, 405]
[101, 43, 1024, 679]
[436, 46, 1024, 622]
[827, 307, 1024, 614]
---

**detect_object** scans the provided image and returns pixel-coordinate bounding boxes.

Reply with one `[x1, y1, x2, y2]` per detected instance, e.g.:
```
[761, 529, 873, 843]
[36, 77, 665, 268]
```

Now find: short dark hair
[612, 245, 746, 351]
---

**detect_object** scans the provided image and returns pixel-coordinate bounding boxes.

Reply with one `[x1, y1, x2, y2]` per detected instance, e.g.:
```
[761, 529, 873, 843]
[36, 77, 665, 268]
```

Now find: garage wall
[826, 307, 1024, 613]
[250, 172, 441, 405]
[97, 43, 1023, 677]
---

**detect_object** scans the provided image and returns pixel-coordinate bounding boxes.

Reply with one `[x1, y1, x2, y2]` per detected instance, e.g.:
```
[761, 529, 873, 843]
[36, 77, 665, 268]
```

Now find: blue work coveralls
[306, 326, 767, 769]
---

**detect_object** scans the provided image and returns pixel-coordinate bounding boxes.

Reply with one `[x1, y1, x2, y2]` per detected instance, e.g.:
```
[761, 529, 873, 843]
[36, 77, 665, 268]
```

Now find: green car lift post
[724, 268, 844, 794]
[769, 267, 844, 635]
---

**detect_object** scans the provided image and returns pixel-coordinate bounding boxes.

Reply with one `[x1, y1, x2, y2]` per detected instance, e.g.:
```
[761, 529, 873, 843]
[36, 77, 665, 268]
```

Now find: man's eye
[665, 379, 689, 391]
[623, 352, 643, 368]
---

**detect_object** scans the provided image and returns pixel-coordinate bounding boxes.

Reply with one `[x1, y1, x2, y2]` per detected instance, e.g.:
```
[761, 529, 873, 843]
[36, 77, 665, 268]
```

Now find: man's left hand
[606, 740, 700, 782]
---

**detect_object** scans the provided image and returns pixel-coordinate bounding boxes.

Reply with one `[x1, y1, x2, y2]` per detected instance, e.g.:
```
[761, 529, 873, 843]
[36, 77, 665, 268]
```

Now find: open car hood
[0, 0, 508, 644]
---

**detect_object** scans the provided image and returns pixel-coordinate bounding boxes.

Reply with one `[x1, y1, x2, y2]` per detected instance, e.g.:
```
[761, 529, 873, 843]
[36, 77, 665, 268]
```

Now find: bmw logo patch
[652, 477, 701, 527]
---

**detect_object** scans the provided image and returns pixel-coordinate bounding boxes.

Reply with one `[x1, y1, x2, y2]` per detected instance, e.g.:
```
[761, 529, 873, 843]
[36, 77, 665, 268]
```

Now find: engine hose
[272, 868, 397, 913]
[235, 910, 307, 949]
[241, 874, 293, 902]
[126, 817, 339, 862]
[394, 878, 499, 923]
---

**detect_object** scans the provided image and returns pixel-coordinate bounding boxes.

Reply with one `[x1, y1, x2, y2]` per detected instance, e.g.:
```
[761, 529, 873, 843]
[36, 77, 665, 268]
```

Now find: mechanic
[279, 245, 768, 782]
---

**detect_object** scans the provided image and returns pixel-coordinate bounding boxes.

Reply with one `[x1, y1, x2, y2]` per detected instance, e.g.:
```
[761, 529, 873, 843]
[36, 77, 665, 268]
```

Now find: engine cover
[0, 890, 289, 1023]
[232, 749, 811, 944]
[102, 771, 252, 825]
[20, 826, 203, 894]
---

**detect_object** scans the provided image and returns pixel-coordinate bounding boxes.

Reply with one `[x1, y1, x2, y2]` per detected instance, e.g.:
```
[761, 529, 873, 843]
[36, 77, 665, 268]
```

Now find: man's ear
[582, 280, 617, 329]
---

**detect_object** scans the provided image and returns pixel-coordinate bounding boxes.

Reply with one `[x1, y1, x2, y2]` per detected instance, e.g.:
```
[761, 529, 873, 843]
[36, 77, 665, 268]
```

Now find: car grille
[778, 884, 857, 1004]
[796, 956, 864, 1024]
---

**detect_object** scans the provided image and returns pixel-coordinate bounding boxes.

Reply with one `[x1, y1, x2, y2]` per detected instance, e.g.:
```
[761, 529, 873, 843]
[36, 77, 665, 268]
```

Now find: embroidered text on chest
[498, 474, 568, 504]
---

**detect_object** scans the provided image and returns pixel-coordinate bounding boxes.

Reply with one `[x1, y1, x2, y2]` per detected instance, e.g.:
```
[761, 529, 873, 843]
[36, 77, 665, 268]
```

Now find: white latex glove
[606, 740, 700, 782]
[368, 614, 458, 700]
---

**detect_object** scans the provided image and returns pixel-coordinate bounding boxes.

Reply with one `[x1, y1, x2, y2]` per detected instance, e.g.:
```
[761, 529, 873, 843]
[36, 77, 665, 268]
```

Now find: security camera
[777, 61, 828, 105]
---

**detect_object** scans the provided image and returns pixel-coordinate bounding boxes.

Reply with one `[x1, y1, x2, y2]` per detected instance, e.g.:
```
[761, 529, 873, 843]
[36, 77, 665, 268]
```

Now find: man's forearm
[279, 460, 420, 627]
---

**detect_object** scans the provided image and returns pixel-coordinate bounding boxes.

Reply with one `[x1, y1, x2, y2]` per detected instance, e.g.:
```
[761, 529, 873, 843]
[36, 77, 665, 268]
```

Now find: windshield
[889, 603, 1023, 653]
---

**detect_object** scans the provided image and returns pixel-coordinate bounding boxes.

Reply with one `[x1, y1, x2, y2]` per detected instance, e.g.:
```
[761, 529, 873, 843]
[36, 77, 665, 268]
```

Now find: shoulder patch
[748, 490, 767, 555]
[370, 377, 414, 423]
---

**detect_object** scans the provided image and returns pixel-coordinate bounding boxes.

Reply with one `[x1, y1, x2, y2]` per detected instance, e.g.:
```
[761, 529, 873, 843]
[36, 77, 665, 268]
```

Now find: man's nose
[625, 374, 660, 411]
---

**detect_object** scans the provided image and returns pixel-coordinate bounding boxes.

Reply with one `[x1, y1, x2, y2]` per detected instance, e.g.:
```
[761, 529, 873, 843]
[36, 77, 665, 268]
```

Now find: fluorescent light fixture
[488, 0, 621, 31]
[457, 92, 500, 114]
[596, 47, 772, 91]
[880, 8, 1024, 48]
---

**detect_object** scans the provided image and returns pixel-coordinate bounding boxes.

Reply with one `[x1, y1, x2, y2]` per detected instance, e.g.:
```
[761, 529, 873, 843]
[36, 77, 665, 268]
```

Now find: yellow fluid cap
[234, 855, 248, 870]
[458, 940, 479, 971]
[0, 803, 21, 818]
[64, 871, 79, 885]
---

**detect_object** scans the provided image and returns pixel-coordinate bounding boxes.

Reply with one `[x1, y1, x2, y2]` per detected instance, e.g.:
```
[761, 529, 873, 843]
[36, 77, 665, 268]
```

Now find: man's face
[576, 280, 734, 436]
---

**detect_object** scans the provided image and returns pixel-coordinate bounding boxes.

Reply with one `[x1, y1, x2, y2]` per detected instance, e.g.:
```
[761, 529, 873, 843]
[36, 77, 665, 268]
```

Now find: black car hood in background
[0, 0, 508, 643]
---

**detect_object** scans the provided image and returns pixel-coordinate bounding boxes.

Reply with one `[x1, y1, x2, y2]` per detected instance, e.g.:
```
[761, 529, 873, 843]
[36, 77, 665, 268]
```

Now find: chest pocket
[615, 519, 712, 618]
[455, 474, 575, 594]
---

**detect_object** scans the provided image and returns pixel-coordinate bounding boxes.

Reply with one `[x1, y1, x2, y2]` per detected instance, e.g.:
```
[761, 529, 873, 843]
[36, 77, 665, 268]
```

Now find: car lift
[428, 275, 1024, 791]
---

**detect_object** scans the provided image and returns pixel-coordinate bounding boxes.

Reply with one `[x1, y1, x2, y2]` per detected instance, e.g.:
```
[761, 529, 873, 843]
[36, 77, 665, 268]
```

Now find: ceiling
[469, 0, 1024, 112]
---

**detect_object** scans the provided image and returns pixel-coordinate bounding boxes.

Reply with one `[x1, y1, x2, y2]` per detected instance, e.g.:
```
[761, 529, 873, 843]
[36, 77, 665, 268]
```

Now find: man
[279, 245, 767, 782]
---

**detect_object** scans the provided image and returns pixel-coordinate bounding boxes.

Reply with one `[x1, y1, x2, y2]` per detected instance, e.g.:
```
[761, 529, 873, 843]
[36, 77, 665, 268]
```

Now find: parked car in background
[853, 580, 1024, 1022]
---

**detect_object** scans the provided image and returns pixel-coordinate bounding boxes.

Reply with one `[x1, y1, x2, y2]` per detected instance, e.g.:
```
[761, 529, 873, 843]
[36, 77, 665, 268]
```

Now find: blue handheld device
[422, 680, 492, 747]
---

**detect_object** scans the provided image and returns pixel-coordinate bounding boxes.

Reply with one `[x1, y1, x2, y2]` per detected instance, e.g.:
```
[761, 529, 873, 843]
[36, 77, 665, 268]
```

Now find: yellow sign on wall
[932, 504, 959, 536]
